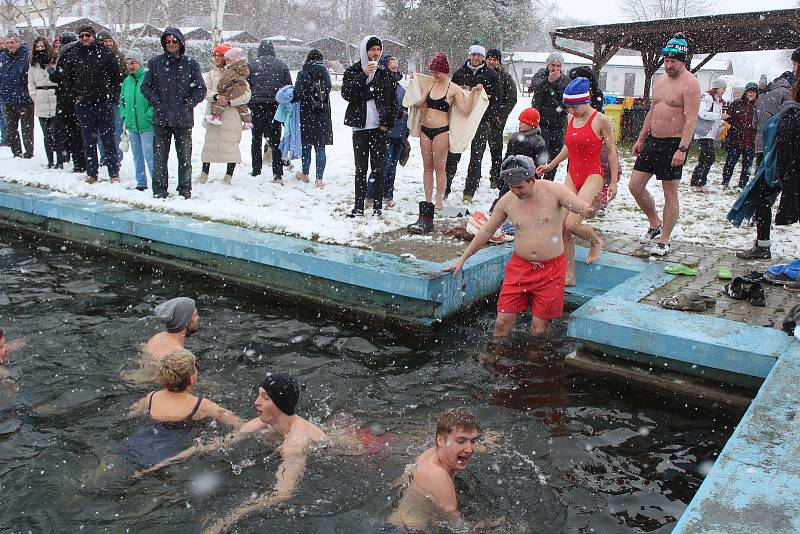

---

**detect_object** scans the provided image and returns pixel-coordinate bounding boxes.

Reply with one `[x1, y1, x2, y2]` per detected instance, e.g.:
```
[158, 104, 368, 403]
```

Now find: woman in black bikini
[414, 53, 481, 211]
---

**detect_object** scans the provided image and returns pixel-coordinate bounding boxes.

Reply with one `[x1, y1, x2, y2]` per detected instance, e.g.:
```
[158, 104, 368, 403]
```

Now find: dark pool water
[0, 230, 742, 533]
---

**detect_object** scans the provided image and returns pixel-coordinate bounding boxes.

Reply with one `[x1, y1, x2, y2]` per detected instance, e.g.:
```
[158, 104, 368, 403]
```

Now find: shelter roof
[510, 51, 730, 71]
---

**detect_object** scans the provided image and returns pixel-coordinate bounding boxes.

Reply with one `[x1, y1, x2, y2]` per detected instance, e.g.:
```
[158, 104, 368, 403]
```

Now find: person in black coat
[529, 52, 570, 181]
[56, 25, 121, 183]
[292, 49, 332, 188]
[0, 34, 34, 158]
[774, 83, 800, 227]
[248, 40, 292, 179]
[486, 49, 517, 189]
[141, 27, 206, 199]
[48, 31, 84, 171]
[445, 43, 500, 201]
[341, 35, 397, 217]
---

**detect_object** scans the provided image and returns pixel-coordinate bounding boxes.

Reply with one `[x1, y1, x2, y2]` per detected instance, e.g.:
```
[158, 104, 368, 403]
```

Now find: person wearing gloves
[119, 48, 154, 191]
[341, 35, 397, 217]
[143, 297, 199, 359]
[690, 77, 729, 192]
[27, 36, 57, 167]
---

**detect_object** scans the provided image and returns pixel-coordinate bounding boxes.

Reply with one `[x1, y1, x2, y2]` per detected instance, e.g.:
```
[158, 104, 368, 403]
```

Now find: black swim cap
[260, 372, 300, 416]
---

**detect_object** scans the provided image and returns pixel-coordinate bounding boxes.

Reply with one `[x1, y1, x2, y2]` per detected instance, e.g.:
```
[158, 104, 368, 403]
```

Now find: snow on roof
[15, 16, 84, 29]
[509, 51, 730, 72]
[265, 34, 288, 40]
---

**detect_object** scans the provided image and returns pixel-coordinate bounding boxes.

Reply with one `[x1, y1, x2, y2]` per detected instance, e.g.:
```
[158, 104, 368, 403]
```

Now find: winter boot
[407, 201, 435, 234]
[197, 171, 209, 184]
[223, 174, 233, 185]
[736, 241, 771, 260]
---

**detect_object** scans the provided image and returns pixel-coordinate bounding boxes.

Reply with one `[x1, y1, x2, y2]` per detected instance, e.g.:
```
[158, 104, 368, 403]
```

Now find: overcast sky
[552, 0, 798, 84]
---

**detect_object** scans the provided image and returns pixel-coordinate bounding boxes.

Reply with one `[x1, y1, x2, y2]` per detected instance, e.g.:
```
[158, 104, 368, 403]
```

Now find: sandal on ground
[684, 290, 716, 308]
[659, 292, 707, 311]
[717, 266, 732, 280]
[664, 263, 698, 276]
[747, 283, 766, 307]
[723, 277, 748, 300]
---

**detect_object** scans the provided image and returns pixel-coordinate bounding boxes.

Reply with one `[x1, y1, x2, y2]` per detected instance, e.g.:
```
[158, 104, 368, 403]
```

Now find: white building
[508, 52, 732, 98]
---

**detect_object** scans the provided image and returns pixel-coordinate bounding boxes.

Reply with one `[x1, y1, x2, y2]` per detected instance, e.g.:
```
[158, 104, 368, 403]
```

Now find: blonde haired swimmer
[122, 349, 243, 467]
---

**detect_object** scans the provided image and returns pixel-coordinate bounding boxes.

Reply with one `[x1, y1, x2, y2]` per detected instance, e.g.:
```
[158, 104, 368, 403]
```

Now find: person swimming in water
[132, 297, 199, 382]
[136, 371, 327, 534]
[121, 349, 243, 467]
[380, 407, 503, 533]
[0, 327, 26, 380]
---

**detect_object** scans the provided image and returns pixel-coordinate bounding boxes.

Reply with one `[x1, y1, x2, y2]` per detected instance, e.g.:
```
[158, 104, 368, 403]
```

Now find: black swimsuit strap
[185, 397, 203, 421]
[147, 391, 155, 415]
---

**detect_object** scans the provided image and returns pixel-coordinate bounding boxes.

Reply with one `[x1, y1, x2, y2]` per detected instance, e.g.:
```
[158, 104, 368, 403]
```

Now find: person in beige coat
[198, 44, 251, 185]
[27, 37, 57, 166]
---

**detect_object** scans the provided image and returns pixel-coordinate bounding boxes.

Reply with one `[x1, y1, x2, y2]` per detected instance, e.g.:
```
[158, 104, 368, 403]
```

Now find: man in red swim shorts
[444, 155, 604, 337]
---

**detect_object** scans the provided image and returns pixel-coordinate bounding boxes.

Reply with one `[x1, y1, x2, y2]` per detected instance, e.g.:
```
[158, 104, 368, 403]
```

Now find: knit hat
[58, 31, 78, 46]
[306, 48, 323, 63]
[793, 47, 800, 63]
[223, 47, 242, 62]
[486, 49, 502, 61]
[661, 32, 688, 62]
[124, 48, 144, 66]
[759, 74, 768, 85]
[710, 77, 727, 90]
[744, 82, 759, 93]
[545, 51, 564, 66]
[260, 372, 301, 416]
[77, 25, 95, 37]
[96, 30, 113, 41]
[365, 36, 382, 51]
[469, 42, 486, 57]
[212, 42, 231, 56]
[500, 155, 536, 185]
[519, 107, 541, 128]
[429, 52, 450, 74]
[154, 297, 196, 333]
[563, 77, 592, 106]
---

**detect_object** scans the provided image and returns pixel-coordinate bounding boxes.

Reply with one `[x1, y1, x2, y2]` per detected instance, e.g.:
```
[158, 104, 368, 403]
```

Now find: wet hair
[156, 349, 197, 392]
[436, 407, 480, 439]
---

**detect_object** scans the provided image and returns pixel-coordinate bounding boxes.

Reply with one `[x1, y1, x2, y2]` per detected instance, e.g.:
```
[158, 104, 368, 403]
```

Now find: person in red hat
[488, 107, 548, 214]
[407, 52, 482, 233]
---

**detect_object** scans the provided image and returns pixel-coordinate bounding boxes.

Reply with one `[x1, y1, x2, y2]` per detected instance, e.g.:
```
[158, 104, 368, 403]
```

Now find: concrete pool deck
[1, 180, 799, 533]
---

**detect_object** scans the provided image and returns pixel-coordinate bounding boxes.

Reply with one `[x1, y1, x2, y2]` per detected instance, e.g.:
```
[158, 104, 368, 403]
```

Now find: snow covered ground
[1, 90, 798, 257]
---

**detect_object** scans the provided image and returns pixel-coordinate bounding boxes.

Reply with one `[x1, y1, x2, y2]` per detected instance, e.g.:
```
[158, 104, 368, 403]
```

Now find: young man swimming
[143, 297, 199, 359]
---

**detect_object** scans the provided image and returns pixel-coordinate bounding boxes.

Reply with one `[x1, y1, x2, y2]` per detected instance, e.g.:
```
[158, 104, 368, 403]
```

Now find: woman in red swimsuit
[536, 77, 619, 285]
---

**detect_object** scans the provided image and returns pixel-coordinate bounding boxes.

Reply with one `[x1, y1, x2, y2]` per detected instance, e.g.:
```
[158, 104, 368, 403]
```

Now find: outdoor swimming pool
[0, 230, 741, 533]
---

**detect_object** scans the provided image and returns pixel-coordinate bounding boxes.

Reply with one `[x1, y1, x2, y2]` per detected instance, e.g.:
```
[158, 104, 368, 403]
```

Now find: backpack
[309, 76, 329, 111]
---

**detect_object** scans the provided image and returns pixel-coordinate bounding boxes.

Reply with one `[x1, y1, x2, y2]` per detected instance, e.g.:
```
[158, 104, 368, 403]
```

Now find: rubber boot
[407, 201, 434, 234]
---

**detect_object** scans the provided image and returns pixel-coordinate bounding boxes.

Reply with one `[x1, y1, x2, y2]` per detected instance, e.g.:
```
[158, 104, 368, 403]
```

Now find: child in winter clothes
[206, 47, 252, 128]
[489, 107, 548, 213]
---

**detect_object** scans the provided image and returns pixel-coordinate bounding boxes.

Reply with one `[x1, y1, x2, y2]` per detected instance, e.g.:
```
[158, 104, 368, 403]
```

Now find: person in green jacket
[119, 49, 154, 191]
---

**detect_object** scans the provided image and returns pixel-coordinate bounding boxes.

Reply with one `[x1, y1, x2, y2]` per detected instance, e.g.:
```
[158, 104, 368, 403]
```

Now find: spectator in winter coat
[736, 48, 800, 260]
[141, 27, 207, 199]
[56, 25, 121, 184]
[248, 39, 292, 181]
[0, 34, 34, 158]
[529, 52, 570, 181]
[97, 30, 127, 166]
[489, 107, 548, 213]
[752, 70, 793, 164]
[48, 31, 84, 171]
[27, 37, 57, 167]
[721, 82, 758, 189]
[119, 49, 154, 191]
[366, 54, 408, 206]
[199, 45, 251, 186]
[486, 49, 517, 189]
[445, 43, 501, 202]
[341, 35, 397, 217]
[292, 48, 333, 188]
[690, 77, 729, 192]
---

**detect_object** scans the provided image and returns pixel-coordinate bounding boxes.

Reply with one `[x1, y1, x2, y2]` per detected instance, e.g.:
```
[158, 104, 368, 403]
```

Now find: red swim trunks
[497, 252, 566, 320]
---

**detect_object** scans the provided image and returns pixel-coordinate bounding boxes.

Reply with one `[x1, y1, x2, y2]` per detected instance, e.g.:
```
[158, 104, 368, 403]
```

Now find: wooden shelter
[550, 8, 800, 98]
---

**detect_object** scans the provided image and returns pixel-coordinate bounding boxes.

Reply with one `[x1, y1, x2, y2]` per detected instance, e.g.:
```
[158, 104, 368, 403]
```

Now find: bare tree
[621, 0, 712, 21]
[1, 0, 81, 38]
